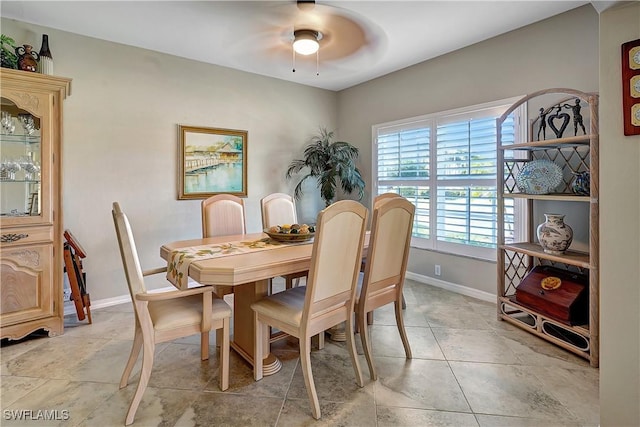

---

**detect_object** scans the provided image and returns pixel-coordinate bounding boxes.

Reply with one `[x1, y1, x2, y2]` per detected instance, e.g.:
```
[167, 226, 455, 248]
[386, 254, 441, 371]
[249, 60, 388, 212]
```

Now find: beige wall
[1, 18, 337, 300]
[336, 6, 599, 294]
[599, 3, 640, 426]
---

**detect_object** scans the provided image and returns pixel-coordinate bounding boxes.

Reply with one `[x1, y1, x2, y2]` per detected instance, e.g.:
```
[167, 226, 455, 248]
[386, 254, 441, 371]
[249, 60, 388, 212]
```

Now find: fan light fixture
[293, 29, 321, 55]
[292, 29, 323, 75]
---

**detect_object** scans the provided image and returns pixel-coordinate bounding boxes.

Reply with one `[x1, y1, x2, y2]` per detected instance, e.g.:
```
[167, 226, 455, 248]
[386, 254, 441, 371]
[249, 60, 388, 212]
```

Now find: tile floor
[1, 279, 599, 427]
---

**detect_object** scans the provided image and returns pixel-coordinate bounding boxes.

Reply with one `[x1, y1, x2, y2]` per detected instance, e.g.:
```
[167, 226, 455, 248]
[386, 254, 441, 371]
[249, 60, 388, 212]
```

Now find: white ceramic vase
[536, 213, 573, 255]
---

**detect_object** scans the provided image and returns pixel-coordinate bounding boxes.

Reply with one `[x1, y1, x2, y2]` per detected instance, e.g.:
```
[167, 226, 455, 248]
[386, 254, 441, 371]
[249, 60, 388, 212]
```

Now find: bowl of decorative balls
[264, 223, 316, 242]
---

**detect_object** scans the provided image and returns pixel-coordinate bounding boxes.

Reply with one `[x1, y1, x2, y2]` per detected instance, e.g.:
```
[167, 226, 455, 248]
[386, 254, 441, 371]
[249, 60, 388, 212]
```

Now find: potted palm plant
[286, 127, 365, 207]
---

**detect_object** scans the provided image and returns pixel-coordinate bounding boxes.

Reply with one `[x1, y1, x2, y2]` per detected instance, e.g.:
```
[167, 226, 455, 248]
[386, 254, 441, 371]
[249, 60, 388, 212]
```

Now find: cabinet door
[0, 243, 54, 326]
[0, 90, 53, 227]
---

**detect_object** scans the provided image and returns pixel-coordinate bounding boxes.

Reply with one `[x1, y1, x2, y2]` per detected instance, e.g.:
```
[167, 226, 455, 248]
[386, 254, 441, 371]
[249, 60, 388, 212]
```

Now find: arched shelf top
[498, 88, 598, 123]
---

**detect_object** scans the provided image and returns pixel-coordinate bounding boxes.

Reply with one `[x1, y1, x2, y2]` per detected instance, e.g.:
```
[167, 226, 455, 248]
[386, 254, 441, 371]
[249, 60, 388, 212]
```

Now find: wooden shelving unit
[496, 88, 599, 367]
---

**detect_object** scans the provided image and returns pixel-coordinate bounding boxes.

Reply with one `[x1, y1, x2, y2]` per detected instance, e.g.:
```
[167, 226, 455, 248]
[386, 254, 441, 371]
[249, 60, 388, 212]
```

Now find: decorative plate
[515, 159, 563, 195]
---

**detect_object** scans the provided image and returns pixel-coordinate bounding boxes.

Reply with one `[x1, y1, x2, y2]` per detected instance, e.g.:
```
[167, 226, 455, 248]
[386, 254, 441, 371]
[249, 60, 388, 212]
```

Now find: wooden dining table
[160, 231, 369, 376]
[161, 232, 310, 375]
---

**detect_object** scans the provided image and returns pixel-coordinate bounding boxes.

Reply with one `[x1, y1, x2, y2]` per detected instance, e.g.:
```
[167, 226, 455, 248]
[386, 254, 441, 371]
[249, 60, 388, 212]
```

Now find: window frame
[372, 96, 526, 261]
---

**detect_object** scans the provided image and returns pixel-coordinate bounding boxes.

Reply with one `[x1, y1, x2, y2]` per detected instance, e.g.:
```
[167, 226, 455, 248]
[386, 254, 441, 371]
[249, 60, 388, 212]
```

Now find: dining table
[160, 231, 369, 376]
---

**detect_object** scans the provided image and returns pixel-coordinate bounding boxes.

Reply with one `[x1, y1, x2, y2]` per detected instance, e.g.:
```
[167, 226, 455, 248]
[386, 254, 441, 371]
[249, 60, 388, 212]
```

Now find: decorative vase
[536, 213, 573, 255]
[571, 171, 590, 196]
[38, 34, 53, 75]
[15, 44, 39, 72]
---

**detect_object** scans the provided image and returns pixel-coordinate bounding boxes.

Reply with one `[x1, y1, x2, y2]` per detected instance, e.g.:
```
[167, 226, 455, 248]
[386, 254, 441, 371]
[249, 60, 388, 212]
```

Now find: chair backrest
[201, 194, 246, 237]
[361, 197, 415, 302]
[112, 202, 146, 302]
[302, 200, 368, 331]
[374, 192, 401, 208]
[261, 193, 298, 229]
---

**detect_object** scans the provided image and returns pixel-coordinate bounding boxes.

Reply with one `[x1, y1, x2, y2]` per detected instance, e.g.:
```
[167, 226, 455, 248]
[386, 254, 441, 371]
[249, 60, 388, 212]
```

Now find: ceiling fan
[238, 1, 386, 73]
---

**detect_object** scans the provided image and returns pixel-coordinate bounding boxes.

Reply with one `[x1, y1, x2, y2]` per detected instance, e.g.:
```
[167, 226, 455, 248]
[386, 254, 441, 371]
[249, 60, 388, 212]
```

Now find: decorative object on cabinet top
[515, 159, 563, 195]
[38, 34, 53, 75]
[15, 44, 39, 72]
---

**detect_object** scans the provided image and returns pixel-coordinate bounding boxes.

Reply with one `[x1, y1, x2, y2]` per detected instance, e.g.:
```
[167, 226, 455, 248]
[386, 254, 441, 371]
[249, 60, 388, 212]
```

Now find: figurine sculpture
[547, 105, 570, 138]
[563, 99, 587, 136]
[537, 108, 548, 141]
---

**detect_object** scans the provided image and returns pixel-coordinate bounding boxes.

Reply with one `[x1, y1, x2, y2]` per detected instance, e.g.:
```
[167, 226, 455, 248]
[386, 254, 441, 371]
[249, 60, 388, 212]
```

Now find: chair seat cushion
[251, 286, 306, 329]
[149, 294, 231, 332]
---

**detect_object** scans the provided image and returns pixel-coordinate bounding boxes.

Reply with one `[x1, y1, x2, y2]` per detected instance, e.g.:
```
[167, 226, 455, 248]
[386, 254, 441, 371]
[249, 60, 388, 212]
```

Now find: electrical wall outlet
[435, 264, 441, 276]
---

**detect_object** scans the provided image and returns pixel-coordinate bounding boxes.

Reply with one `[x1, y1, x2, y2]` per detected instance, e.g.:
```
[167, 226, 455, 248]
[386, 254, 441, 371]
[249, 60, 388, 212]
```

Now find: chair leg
[395, 299, 412, 359]
[300, 336, 321, 419]
[125, 341, 154, 426]
[254, 314, 264, 381]
[346, 315, 364, 387]
[216, 328, 223, 349]
[120, 325, 143, 388]
[359, 310, 377, 381]
[200, 331, 210, 361]
[219, 317, 230, 391]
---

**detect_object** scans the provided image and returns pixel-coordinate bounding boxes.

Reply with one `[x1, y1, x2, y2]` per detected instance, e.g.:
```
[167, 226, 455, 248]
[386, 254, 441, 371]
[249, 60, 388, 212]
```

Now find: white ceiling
[1, 1, 598, 91]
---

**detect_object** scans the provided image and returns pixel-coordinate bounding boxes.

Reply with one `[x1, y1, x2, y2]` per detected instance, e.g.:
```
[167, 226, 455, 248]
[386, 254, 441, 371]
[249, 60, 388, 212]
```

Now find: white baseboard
[63, 285, 181, 316]
[64, 294, 131, 316]
[65, 275, 494, 317]
[404, 271, 496, 304]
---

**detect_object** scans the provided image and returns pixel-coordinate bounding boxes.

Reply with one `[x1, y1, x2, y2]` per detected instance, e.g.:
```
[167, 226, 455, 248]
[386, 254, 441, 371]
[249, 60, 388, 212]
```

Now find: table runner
[166, 237, 305, 289]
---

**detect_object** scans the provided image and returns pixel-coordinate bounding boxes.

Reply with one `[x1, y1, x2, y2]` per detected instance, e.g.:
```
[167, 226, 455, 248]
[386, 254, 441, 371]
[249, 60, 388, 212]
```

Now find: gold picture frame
[178, 125, 248, 199]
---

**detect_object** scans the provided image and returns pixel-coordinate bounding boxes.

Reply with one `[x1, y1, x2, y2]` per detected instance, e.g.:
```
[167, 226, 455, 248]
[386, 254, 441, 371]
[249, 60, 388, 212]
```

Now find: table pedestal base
[328, 322, 347, 341]
[230, 341, 282, 376]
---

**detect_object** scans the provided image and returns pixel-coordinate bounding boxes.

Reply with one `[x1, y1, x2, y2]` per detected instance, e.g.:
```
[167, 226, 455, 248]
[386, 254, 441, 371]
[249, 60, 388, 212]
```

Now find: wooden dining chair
[360, 192, 406, 327]
[202, 193, 246, 237]
[252, 200, 368, 419]
[260, 192, 307, 290]
[201, 194, 246, 298]
[355, 196, 415, 380]
[112, 202, 231, 426]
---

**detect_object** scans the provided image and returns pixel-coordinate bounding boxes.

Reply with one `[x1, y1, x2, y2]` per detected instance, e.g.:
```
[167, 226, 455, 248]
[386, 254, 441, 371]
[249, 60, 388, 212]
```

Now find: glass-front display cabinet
[1, 69, 71, 340]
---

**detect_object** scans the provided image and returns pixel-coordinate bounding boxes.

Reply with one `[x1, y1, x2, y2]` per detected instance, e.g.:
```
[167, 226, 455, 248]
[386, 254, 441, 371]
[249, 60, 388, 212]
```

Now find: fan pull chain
[316, 50, 319, 76]
[292, 48, 296, 73]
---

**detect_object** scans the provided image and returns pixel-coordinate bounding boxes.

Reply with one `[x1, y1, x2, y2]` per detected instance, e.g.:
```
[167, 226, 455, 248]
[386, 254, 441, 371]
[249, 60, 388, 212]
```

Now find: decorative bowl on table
[264, 224, 315, 242]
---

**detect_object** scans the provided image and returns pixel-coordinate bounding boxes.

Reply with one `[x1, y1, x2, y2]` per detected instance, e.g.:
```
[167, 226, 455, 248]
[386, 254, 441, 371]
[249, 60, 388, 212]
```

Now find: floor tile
[377, 406, 480, 427]
[374, 358, 471, 412]
[0, 280, 599, 426]
[450, 361, 578, 422]
[432, 328, 520, 364]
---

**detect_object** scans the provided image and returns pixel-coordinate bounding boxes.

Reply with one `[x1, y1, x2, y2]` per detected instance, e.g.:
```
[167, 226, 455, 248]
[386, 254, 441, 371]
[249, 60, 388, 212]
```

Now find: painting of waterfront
[178, 125, 247, 199]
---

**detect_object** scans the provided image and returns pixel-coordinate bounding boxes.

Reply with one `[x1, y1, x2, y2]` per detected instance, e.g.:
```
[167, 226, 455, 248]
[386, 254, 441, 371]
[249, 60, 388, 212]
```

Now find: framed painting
[178, 125, 248, 199]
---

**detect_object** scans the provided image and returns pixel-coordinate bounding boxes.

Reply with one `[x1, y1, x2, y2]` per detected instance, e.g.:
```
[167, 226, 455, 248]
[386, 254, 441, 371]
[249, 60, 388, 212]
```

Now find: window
[373, 97, 525, 260]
